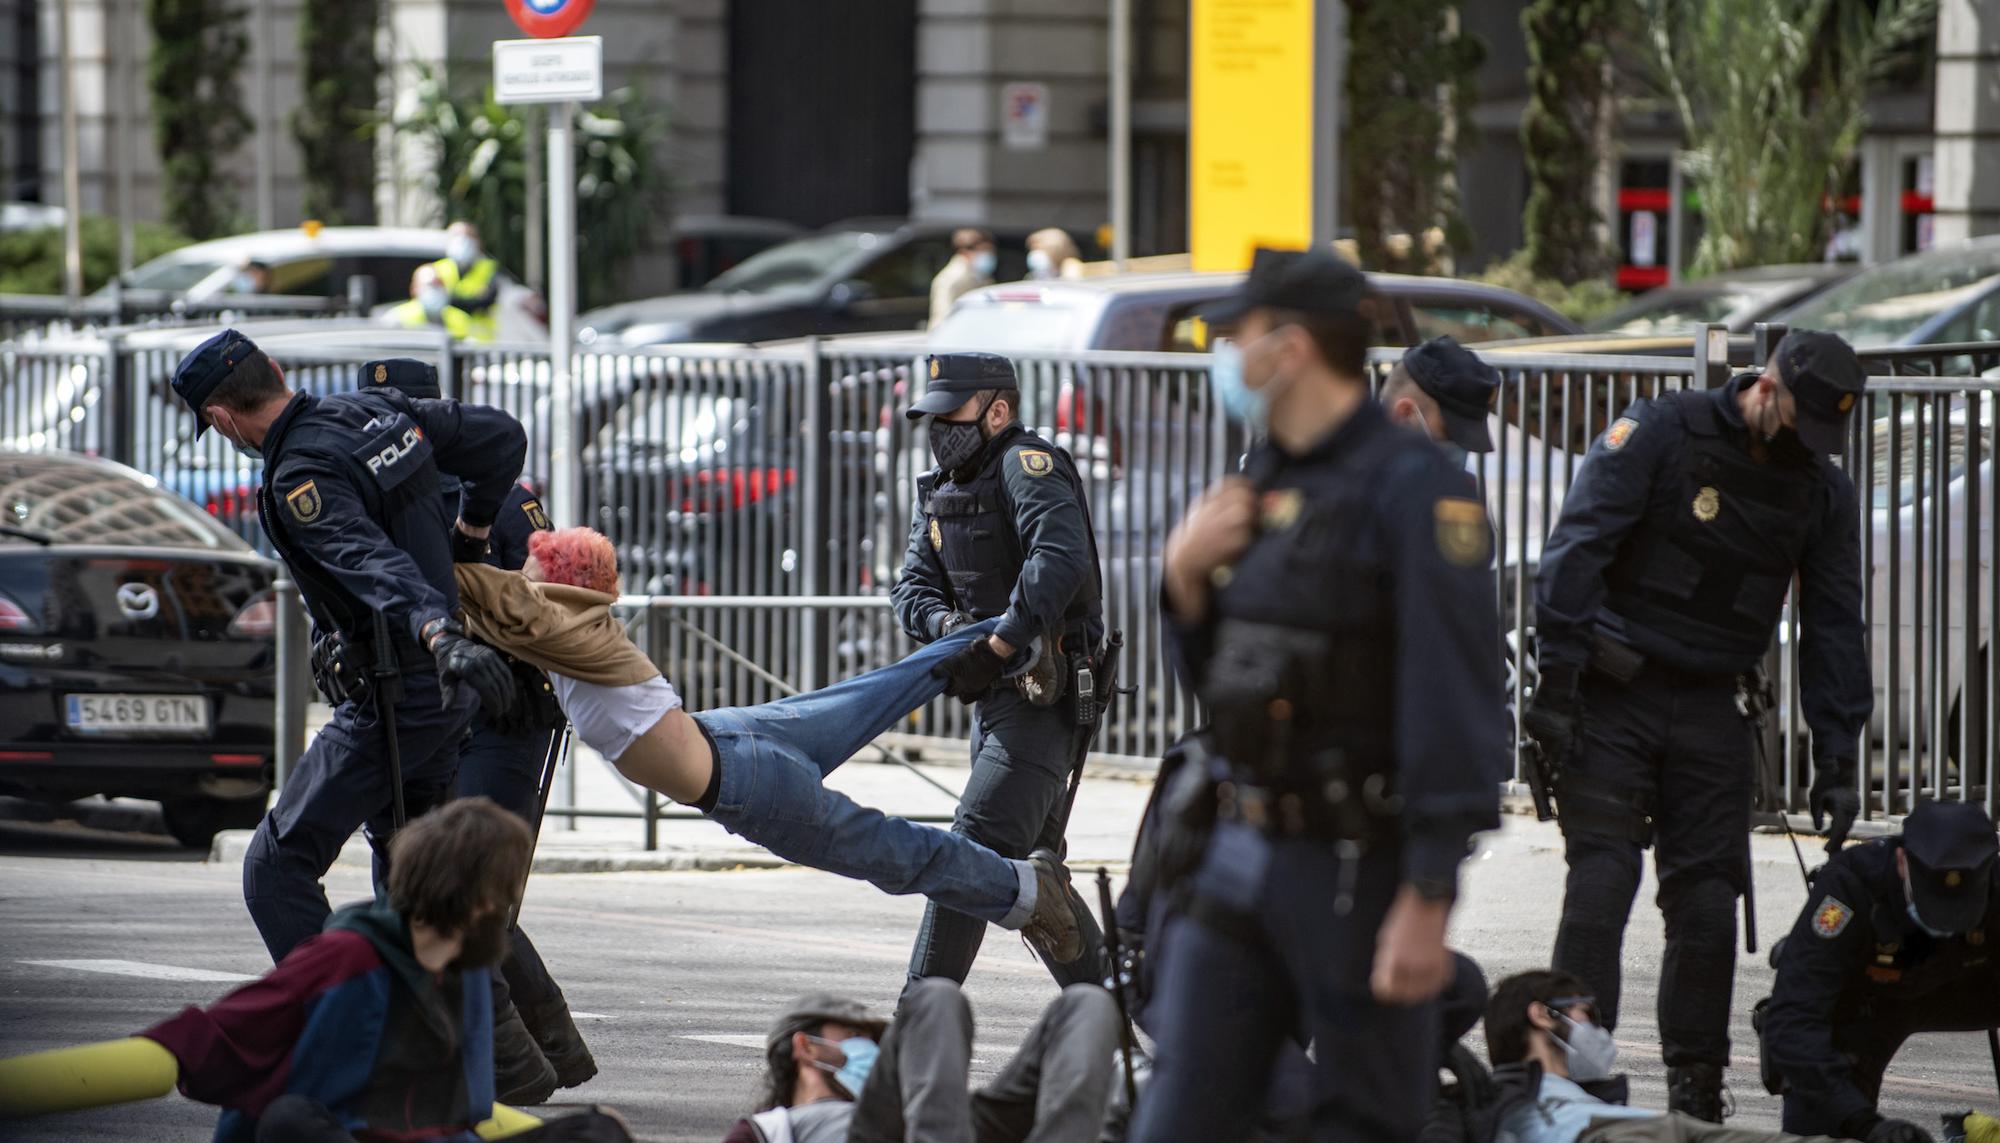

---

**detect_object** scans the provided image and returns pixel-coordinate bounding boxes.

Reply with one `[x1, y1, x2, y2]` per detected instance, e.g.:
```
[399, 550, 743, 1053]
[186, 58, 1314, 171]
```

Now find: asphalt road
[3, 808, 1998, 1141]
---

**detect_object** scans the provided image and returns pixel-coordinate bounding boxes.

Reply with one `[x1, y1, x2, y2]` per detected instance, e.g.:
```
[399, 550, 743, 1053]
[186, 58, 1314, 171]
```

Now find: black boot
[520, 994, 599, 1089]
[1667, 1063, 1730, 1123]
[493, 994, 558, 1106]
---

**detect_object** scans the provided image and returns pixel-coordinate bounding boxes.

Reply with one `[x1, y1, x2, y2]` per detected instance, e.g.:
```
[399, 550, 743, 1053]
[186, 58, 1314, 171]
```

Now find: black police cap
[1775, 329, 1865, 455]
[363, 358, 441, 400]
[171, 328, 264, 438]
[1401, 336, 1501, 453]
[1902, 800, 1998, 935]
[1194, 246, 1371, 328]
[905, 352, 1019, 420]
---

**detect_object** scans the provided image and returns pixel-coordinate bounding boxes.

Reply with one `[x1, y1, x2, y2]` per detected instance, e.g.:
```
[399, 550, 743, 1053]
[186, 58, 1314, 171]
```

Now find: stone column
[1932, 0, 2000, 243]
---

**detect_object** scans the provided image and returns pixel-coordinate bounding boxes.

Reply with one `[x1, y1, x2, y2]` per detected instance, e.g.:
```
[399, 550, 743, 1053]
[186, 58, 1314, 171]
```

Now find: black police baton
[1095, 867, 1139, 1108]
[371, 611, 407, 832]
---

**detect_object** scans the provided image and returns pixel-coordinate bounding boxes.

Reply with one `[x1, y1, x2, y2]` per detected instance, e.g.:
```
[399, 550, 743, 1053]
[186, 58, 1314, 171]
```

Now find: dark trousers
[1129, 824, 1439, 1143]
[455, 721, 565, 1013]
[1779, 978, 2000, 1134]
[907, 689, 1101, 987]
[254, 1094, 629, 1142]
[849, 978, 1121, 1143]
[243, 671, 475, 961]
[1553, 666, 1751, 1067]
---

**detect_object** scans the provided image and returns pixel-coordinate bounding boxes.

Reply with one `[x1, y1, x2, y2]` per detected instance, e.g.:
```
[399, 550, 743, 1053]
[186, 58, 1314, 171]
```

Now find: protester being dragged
[724, 980, 1119, 1143]
[449, 525, 1085, 964]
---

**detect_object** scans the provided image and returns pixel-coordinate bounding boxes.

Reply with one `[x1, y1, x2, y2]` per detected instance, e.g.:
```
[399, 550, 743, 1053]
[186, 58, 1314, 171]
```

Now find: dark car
[664, 214, 808, 290]
[1586, 263, 1856, 336]
[576, 221, 1043, 347]
[0, 451, 278, 847]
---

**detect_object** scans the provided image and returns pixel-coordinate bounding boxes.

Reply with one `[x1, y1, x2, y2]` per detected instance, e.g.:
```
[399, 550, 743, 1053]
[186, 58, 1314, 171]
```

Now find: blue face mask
[971, 250, 998, 278]
[1210, 339, 1270, 431]
[1437, 440, 1470, 470]
[808, 1035, 879, 1098]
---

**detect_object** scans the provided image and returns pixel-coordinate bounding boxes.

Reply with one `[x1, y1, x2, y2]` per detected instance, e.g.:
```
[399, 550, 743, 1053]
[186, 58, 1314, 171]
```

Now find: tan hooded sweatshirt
[452, 564, 658, 687]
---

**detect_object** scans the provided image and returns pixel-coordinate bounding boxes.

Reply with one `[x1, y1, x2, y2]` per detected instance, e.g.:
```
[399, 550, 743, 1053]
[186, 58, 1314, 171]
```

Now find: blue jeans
[694, 621, 1036, 928]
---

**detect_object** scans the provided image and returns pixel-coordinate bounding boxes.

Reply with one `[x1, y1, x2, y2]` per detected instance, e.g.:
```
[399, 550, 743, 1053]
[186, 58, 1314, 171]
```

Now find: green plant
[392, 70, 668, 310]
[294, 0, 380, 225]
[1469, 250, 1626, 326]
[1344, 0, 1484, 273]
[0, 217, 194, 295]
[1521, 0, 1620, 284]
[147, 0, 251, 239]
[1643, 0, 1935, 275]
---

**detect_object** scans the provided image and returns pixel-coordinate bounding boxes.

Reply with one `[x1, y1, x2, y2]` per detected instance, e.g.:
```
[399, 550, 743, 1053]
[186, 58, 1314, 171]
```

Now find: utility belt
[309, 629, 431, 705]
[1214, 769, 1402, 845]
[1586, 630, 1741, 690]
[1007, 622, 1116, 727]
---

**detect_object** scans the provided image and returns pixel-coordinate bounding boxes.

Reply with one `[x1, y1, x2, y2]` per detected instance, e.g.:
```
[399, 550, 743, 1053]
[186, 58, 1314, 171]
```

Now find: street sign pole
[547, 101, 578, 527]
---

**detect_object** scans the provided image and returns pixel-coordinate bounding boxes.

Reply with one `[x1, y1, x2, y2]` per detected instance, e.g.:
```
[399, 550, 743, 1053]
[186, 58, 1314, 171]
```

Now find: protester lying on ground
[1463, 969, 1843, 1143]
[0, 798, 631, 1142]
[724, 978, 1119, 1143]
[450, 526, 1089, 967]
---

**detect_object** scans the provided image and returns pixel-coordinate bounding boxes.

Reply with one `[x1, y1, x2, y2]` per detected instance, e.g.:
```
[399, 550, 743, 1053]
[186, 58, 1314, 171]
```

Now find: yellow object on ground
[476, 1102, 544, 1138]
[0, 1036, 178, 1117]
[1966, 1110, 2000, 1143]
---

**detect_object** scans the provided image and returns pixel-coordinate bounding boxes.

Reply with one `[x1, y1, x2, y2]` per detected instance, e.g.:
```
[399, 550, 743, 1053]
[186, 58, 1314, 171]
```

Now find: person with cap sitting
[1523, 329, 1873, 1121]
[1759, 801, 2000, 1143]
[725, 979, 1120, 1143]
[1379, 335, 1502, 465]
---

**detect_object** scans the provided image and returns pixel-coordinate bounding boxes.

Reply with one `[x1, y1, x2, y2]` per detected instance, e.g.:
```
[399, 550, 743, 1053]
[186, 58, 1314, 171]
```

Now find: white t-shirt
[547, 672, 683, 760]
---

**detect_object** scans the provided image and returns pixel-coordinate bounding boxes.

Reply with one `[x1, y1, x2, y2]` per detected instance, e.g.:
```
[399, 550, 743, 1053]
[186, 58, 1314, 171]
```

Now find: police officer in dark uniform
[1524, 330, 1874, 1120]
[360, 359, 592, 1102]
[1127, 248, 1508, 1142]
[1379, 335, 1502, 463]
[171, 330, 525, 963]
[1760, 801, 2000, 1143]
[893, 351, 1105, 988]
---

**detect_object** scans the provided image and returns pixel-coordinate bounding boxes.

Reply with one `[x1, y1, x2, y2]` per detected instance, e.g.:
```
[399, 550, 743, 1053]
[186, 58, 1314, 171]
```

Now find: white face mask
[419, 285, 449, 315]
[1554, 1012, 1618, 1082]
[1026, 249, 1055, 279]
[971, 249, 998, 278]
[447, 236, 479, 266]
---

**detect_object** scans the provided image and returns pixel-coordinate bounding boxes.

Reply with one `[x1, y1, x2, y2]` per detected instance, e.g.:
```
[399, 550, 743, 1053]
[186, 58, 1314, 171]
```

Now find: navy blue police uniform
[1526, 330, 1872, 1116]
[1127, 249, 1508, 1143]
[1398, 335, 1502, 458]
[171, 331, 526, 963]
[1761, 801, 2000, 1141]
[892, 351, 1106, 988]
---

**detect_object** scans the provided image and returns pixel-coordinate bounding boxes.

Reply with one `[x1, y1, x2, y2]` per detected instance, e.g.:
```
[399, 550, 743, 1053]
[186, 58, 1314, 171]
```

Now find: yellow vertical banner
[1190, 0, 1317, 272]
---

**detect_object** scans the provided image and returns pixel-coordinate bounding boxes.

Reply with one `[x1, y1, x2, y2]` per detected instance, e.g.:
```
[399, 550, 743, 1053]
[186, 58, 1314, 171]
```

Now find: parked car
[0, 450, 278, 846]
[664, 215, 808, 290]
[1586, 263, 1855, 336]
[576, 221, 1044, 347]
[1777, 237, 2000, 349]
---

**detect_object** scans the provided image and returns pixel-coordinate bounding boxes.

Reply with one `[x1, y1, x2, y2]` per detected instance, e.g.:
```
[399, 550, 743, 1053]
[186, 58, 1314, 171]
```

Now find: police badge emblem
[1261, 489, 1303, 531]
[523, 499, 551, 531]
[374, 363, 388, 384]
[1434, 498, 1488, 567]
[1693, 486, 1720, 522]
[1604, 418, 1638, 450]
[1813, 897, 1854, 938]
[929, 518, 943, 551]
[1838, 393, 1856, 413]
[929, 358, 941, 379]
[285, 480, 323, 524]
[1019, 449, 1054, 477]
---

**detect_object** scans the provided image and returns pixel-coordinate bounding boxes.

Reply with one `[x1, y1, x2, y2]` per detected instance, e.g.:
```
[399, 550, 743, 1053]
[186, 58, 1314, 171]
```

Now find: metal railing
[1, 284, 374, 343]
[6, 320, 2000, 825]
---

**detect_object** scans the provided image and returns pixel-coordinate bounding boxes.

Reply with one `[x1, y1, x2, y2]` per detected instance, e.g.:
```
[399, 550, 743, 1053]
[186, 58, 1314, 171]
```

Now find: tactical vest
[259, 389, 454, 658]
[919, 426, 1103, 629]
[1603, 386, 1819, 667]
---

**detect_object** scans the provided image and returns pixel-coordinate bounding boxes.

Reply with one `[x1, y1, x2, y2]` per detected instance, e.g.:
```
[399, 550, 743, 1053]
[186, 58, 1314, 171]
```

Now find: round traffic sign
[505, 0, 594, 39]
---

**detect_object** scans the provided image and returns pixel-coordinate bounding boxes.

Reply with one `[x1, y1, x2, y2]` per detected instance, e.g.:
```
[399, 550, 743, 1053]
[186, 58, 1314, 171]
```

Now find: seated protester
[1760, 800, 2000, 1143]
[725, 979, 1119, 1143]
[1481, 970, 1842, 1143]
[451, 527, 1087, 967]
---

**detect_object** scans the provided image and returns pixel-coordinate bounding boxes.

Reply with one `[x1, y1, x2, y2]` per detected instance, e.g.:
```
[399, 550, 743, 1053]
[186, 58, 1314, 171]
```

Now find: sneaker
[1019, 849, 1085, 965]
[1666, 1063, 1731, 1123]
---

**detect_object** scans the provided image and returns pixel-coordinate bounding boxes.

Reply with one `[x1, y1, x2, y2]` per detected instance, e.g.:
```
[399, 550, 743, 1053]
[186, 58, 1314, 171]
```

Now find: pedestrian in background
[1027, 228, 1085, 281]
[433, 219, 504, 341]
[387, 264, 476, 340]
[929, 228, 997, 327]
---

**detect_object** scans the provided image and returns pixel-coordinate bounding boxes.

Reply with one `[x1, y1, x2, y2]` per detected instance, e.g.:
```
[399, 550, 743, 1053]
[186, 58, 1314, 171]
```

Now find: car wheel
[160, 794, 268, 849]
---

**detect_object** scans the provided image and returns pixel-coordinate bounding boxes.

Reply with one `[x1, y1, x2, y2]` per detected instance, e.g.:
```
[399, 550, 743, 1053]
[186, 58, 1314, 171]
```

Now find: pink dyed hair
[527, 527, 619, 594]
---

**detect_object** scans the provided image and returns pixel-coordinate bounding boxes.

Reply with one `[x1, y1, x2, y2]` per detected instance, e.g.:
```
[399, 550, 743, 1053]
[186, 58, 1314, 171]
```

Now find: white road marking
[21, 959, 256, 983]
[683, 1034, 765, 1049]
[571, 1012, 613, 1020]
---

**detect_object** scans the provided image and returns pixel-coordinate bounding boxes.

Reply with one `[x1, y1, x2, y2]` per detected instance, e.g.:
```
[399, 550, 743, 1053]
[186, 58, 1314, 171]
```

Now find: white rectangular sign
[494, 36, 603, 105]
[1002, 82, 1049, 150]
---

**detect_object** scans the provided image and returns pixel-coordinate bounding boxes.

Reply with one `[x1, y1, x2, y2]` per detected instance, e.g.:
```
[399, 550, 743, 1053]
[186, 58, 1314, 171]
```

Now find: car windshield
[1587, 289, 1761, 335]
[1783, 250, 2000, 348]
[0, 459, 247, 550]
[705, 232, 869, 295]
[119, 255, 227, 293]
[930, 301, 1085, 352]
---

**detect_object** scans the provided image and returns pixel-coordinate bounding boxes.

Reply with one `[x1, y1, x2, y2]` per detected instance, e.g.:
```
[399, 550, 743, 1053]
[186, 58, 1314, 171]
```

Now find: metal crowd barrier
[0, 286, 372, 343]
[5, 320, 1999, 830]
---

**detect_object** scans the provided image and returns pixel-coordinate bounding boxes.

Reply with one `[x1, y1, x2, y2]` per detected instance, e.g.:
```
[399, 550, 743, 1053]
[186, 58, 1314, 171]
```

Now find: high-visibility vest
[390, 298, 474, 341]
[432, 256, 501, 340]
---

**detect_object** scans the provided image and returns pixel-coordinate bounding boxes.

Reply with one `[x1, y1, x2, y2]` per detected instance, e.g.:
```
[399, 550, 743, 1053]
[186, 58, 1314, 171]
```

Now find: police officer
[893, 351, 1105, 988]
[171, 330, 526, 962]
[1126, 248, 1507, 1142]
[1761, 801, 2000, 1143]
[361, 359, 591, 1102]
[1380, 335, 1501, 464]
[433, 221, 502, 341]
[1524, 330, 1873, 1120]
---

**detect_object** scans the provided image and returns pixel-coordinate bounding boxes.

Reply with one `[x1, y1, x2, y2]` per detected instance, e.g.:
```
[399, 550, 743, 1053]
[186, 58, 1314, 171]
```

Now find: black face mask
[452, 911, 512, 970]
[929, 401, 994, 473]
[1767, 425, 1814, 467]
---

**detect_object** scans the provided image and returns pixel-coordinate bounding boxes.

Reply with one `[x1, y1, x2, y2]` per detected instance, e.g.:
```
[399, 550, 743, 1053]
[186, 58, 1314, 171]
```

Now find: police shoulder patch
[522, 498, 551, 532]
[1434, 497, 1489, 567]
[1604, 417, 1639, 451]
[1813, 896, 1855, 939]
[1018, 449, 1054, 477]
[285, 480, 323, 524]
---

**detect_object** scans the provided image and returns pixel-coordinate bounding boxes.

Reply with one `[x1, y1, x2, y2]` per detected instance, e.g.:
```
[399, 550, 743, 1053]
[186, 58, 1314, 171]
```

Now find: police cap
[1901, 800, 1997, 935]
[1775, 329, 1865, 455]
[764, 992, 888, 1053]
[1194, 246, 1370, 328]
[904, 352, 1018, 420]
[171, 328, 265, 438]
[363, 358, 441, 400]
[1401, 336, 1501, 453]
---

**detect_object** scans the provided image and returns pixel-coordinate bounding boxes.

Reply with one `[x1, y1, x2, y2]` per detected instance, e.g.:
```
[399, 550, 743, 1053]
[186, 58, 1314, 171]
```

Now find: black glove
[933, 638, 1007, 703]
[450, 524, 491, 564]
[489, 657, 563, 737]
[935, 610, 976, 640]
[1866, 1118, 1935, 1143]
[1810, 757, 1861, 855]
[1522, 667, 1584, 762]
[426, 619, 517, 718]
